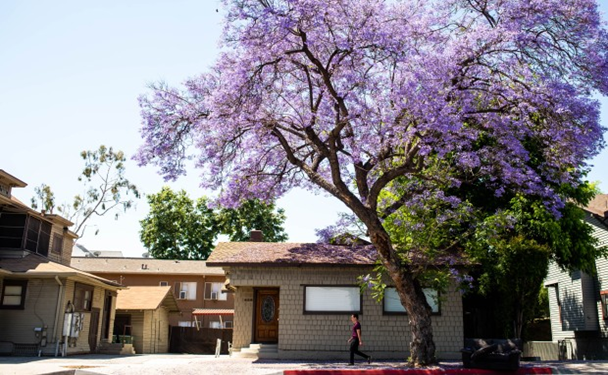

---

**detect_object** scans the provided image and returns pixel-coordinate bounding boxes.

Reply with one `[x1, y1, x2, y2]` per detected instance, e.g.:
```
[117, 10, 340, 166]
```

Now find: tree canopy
[136, 0, 608, 365]
[31, 145, 140, 239]
[466, 184, 605, 339]
[139, 186, 287, 260]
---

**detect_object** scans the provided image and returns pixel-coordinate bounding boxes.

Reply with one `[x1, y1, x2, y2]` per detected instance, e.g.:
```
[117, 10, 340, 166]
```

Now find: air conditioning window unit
[210, 292, 218, 300]
[179, 290, 187, 299]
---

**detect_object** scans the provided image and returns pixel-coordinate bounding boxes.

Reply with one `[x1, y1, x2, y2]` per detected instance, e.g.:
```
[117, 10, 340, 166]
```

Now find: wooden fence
[169, 327, 232, 354]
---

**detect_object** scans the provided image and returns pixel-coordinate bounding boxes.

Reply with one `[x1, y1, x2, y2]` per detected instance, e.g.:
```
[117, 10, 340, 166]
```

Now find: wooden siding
[227, 266, 463, 360]
[129, 311, 145, 354]
[591, 214, 608, 338]
[122, 308, 171, 354]
[546, 214, 608, 341]
[143, 308, 170, 353]
[0, 278, 60, 345]
[43, 225, 73, 267]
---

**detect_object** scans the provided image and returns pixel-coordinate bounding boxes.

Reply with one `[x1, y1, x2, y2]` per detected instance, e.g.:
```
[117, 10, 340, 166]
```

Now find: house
[206, 241, 465, 360]
[71, 257, 233, 330]
[0, 169, 122, 356]
[544, 194, 608, 359]
[114, 286, 180, 354]
[72, 244, 124, 258]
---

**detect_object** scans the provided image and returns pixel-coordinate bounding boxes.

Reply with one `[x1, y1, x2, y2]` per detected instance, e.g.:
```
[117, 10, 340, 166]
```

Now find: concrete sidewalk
[0, 355, 606, 375]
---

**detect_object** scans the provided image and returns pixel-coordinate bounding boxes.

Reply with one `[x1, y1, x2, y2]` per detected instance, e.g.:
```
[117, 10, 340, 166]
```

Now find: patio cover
[192, 308, 234, 315]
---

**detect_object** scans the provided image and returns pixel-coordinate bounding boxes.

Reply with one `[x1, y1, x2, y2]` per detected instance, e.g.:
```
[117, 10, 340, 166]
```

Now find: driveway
[1, 355, 607, 375]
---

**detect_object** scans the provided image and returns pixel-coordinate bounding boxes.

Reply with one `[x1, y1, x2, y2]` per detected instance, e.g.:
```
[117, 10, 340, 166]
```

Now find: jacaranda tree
[136, 0, 608, 365]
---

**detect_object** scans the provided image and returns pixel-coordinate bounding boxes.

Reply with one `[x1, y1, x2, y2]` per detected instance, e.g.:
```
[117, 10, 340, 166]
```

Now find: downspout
[53, 276, 64, 357]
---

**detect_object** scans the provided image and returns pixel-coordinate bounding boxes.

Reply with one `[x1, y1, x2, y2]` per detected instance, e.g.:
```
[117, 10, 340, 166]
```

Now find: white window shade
[3, 295, 22, 306]
[384, 288, 440, 313]
[305, 286, 360, 312]
[180, 282, 197, 300]
[205, 282, 228, 301]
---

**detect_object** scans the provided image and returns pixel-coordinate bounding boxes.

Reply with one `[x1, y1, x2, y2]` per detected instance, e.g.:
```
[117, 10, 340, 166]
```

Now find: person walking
[348, 314, 372, 365]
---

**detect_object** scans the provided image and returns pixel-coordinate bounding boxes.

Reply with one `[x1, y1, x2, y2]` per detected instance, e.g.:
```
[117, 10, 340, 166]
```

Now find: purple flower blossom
[136, 0, 607, 257]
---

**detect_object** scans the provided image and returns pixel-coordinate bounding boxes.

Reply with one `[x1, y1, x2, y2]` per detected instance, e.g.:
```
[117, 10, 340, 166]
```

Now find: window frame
[382, 287, 441, 315]
[204, 282, 228, 301]
[177, 281, 197, 300]
[159, 281, 169, 287]
[51, 233, 64, 255]
[302, 285, 362, 315]
[601, 291, 608, 320]
[73, 282, 94, 312]
[0, 279, 27, 309]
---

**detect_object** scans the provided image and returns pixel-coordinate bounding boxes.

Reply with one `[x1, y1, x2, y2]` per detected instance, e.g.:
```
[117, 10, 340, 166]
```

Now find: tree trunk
[368, 226, 436, 366]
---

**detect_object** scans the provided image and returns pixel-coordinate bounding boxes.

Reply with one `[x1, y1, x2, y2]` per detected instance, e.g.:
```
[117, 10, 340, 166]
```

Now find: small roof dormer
[0, 170, 27, 199]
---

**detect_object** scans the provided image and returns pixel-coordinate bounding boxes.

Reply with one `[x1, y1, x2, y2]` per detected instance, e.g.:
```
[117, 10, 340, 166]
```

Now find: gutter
[53, 276, 64, 356]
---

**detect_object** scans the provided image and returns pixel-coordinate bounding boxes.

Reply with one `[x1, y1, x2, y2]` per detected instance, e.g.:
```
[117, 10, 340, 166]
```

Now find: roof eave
[206, 262, 373, 268]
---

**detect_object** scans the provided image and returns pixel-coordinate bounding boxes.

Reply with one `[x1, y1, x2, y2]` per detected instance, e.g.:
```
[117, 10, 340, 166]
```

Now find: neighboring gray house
[544, 194, 608, 359]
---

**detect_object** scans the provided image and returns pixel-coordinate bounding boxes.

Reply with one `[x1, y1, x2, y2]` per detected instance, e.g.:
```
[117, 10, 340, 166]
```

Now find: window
[51, 233, 64, 254]
[178, 321, 193, 327]
[601, 292, 608, 320]
[25, 217, 51, 256]
[209, 321, 222, 329]
[224, 321, 233, 329]
[0, 212, 52, 254]
[177, 282, 196, 300]
[554, 285, 562, 323]
[0, 211, 27, 249]
[383, 287, 440, 314]
[204, 282, 227, 301]
[74, 283, 94, 312]
[159, 281, 169, 287]
[1, 280, 27, 309]
[303, 286, 361, 314]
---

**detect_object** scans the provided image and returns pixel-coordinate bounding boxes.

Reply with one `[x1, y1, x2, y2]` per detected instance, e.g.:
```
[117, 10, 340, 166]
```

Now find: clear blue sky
[1, 1, 607, 257]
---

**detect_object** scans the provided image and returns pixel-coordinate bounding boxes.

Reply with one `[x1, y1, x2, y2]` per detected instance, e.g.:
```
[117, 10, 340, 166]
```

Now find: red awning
[192, 308, 234, 316]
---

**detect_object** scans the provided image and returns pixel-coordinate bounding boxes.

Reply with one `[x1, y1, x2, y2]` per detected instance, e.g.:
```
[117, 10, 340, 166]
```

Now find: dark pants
[349, 340, 369, 364]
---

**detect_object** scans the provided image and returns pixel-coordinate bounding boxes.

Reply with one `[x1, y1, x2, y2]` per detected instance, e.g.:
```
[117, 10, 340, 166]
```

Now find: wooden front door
[101, 291, 112, 341]
[89, 308, 100, 352]
[254, 289, 279, 343]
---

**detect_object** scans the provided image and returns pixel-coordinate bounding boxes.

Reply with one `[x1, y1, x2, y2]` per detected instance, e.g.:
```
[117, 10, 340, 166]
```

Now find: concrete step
[232, 343, 278, 359]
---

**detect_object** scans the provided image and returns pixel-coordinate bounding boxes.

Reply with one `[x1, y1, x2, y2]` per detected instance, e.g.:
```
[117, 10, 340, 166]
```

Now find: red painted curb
[283, 367, 553, 375]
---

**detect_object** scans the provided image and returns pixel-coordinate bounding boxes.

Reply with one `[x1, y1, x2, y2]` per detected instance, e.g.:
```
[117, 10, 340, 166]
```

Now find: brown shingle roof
[207, 242, 376, 266]
[586, 194, 608, 218]
[207, 241, 470, 268]
[71, 257, 225, 275]
[116, 286, 180, 312]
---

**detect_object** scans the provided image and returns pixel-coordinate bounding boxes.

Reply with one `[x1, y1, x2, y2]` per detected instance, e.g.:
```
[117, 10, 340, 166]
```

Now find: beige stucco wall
[226, 266, 463, 360]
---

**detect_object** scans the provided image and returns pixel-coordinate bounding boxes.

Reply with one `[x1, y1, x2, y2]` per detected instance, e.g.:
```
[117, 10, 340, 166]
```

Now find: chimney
[250, 230, 264, 242]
